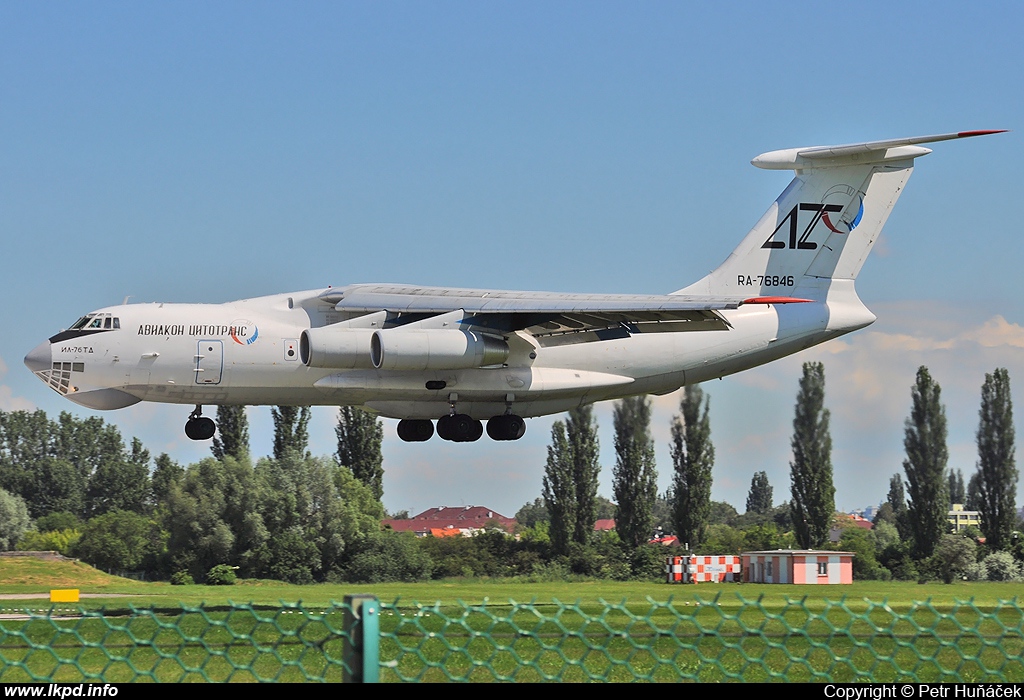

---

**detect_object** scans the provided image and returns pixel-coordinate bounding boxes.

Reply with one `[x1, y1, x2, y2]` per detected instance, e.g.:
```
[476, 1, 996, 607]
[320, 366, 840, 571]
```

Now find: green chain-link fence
[0, 595, 1021, 682]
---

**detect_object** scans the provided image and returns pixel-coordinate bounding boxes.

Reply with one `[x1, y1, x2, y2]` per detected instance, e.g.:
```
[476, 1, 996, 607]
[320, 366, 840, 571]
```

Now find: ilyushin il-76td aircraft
[26, 130, 1004, 443]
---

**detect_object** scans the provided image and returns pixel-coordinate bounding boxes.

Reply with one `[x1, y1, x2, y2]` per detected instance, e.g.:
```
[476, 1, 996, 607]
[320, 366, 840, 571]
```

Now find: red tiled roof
[382, 505, 516, 536]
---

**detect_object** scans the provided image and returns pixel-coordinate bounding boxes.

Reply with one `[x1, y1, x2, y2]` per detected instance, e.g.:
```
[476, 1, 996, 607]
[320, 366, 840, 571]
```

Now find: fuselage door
[194, 340, 224, 385]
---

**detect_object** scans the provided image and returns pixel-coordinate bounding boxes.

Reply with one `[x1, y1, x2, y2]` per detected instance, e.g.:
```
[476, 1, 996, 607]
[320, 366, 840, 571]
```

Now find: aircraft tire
[448, 414, 480, 442]
[487, 415, 526, 441]
[436, 415, 454, 441]
[398, 419, 434, 442]
[185, 417, 216, 441]
[506, 415, 526, 440]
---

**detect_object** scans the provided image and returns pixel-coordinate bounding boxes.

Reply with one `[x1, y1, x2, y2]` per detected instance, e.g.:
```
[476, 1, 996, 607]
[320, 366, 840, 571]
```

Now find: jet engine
[300, 327, 376, 369]
[371, 329, 509, 371]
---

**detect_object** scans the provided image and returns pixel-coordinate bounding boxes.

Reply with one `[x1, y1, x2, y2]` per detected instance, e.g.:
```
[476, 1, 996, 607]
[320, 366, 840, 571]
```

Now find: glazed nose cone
[24, 341, 51, 373]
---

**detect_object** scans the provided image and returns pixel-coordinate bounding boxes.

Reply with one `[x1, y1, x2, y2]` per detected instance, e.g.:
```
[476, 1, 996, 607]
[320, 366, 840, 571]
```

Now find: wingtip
[957, 129, 1009, 138]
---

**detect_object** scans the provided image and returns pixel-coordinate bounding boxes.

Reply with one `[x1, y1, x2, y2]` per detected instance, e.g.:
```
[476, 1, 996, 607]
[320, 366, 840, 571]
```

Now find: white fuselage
[29, 283, 875, 420]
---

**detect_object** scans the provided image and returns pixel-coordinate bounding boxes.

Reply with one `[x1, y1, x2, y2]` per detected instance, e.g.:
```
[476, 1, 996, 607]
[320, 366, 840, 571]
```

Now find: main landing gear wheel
[397, 419, 434, 442]
[486, 415, 526, 441]
[436, 414, 483, 442]
[184, 406, 217, 441]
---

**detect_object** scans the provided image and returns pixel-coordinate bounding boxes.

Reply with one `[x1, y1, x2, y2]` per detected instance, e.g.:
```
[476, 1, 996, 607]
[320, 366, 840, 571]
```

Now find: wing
[320, 284, 810, 347]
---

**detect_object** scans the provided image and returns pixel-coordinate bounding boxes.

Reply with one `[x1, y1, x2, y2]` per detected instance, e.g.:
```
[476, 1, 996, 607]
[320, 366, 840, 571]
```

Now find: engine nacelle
[300, 327, 376, 369]
[371, 329, 509, 371]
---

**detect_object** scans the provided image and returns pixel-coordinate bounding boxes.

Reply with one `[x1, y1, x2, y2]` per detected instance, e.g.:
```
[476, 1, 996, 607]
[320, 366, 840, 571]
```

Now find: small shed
[742, 549, 854, 584]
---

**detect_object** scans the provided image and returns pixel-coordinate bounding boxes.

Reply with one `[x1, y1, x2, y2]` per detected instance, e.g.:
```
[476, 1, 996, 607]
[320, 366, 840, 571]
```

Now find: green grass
[2, 557, 1023, 682]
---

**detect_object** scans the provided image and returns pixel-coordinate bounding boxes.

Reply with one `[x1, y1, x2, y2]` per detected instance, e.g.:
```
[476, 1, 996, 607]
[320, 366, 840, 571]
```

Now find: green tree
[976, 368, 1017, 551]
[948, 468, 966, 505]
[164, 456, 265, 581]
[789, 362, 835, 549]
[903, 366, 949, 558]
[838, 527, 890, 581]
[746, 471, 773, 515]
[335, 407, 384, 501]
[931, 534, 977, 584]
[514, 498, 548, 528]
[74, 510, 165, 573]
[271, 406, 311, 460]
[595, 495, 616, 520]
[0, 487, 30, 551]
[966, 471, 983, 512]
[670, 384, 715, 549]
[18, 457, 83, 520]
[151, 453, 184, 506]
[708, 500, 739, 526]
[612, 396, 658, 548]
[542, 420, 575, 556]
[887, 472, 912, 541]
[86, 437, 151, 517]
[564, 406, 600, 545]
[211, 406, 249, 461]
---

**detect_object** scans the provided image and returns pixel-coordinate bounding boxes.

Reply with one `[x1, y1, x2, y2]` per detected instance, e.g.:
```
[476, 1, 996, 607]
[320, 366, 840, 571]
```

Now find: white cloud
[0, 356, 35, 412]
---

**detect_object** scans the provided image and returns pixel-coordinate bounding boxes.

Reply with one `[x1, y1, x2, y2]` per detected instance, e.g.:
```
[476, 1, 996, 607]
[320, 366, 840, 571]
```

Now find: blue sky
[2, 2, 1022, 518]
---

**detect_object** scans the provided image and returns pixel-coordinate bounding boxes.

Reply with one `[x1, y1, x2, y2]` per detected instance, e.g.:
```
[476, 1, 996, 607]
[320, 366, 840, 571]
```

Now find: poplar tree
[272, 406, 311, 460]
[902, 366, 949, 558]
[212, 406, 249, 460]
[670, 385, 715, 549]
[746, 471, 773, 515]
[976, 368, 1017, 551]
[612, 396, 658, 548]
[789, 362, 835, 549]
[887, 472, 912, 541]
[566, 406, 601, 546]
[335, 407, 384, 501]
[542, 420, 575, 556]
[948, 468, 966, 505]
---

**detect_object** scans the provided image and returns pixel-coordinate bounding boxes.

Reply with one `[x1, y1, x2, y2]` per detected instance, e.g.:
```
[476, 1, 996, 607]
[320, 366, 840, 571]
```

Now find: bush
[206, 564, 237, 585]
[170, 571, 194, 586]
[73, 510, 165, 573]
[982, 551, 1022, 582]
[17, 528, 80, 556]
[342, 531, 433, 583]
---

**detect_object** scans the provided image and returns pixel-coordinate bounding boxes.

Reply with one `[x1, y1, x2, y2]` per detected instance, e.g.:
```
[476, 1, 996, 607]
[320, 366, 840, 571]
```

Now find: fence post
[343, 594, 380, 683]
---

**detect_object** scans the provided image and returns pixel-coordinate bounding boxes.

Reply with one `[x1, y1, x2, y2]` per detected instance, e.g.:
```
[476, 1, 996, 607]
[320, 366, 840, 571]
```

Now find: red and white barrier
[665, 555, 741, 583]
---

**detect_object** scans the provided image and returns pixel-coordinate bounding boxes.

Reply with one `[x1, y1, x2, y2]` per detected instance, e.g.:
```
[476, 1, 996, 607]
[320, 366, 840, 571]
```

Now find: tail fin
[677, 130, 1005, 300]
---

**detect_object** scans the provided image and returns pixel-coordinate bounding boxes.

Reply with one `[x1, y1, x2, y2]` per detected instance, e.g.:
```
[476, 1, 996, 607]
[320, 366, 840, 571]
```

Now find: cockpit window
[67, 313, 120, 331]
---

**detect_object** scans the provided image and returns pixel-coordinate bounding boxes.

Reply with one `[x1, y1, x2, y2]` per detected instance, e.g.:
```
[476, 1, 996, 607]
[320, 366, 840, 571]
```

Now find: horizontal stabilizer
[752, 130, 1006, 170]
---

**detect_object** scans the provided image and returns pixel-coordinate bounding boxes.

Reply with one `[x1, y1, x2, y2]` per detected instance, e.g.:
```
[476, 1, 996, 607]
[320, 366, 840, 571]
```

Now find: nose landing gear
[184, 405, 217, 441]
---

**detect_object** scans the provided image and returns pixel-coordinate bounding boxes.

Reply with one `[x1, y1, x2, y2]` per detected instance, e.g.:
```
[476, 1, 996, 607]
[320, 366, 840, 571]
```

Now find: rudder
[676, 131, 1005, 300]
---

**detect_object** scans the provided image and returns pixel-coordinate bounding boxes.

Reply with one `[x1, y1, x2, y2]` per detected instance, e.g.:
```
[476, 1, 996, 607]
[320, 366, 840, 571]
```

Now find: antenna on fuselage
[121, 295, 132, 305]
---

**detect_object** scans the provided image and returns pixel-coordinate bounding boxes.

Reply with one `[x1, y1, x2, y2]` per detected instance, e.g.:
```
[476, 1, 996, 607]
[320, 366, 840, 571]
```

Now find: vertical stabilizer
[676, 131, 1005, 300]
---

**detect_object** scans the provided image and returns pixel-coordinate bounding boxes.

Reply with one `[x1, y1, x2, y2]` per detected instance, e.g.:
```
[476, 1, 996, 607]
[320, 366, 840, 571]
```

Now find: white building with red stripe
[742, 550, 854, 584]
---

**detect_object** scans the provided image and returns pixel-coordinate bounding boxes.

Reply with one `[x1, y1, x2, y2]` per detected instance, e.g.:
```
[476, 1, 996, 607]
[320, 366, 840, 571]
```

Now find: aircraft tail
[676, 131, 1005, 300]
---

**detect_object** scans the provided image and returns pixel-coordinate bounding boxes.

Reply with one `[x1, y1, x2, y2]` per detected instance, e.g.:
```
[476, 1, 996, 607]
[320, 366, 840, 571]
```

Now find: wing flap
[326, 284, 742, 345]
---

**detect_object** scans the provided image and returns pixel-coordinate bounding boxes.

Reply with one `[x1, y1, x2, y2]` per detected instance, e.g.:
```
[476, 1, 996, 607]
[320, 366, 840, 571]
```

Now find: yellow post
[49, 589, 79, 603]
